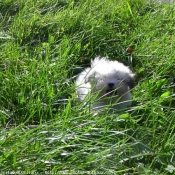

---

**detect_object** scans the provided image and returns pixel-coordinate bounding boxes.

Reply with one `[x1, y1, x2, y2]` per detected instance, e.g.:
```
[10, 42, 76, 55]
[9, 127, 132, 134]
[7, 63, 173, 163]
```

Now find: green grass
[0, 0, 175, 174]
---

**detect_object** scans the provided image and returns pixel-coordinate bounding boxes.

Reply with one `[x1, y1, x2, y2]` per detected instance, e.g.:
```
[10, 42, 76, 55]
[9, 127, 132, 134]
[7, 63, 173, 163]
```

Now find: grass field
[0, 0, 175, 174]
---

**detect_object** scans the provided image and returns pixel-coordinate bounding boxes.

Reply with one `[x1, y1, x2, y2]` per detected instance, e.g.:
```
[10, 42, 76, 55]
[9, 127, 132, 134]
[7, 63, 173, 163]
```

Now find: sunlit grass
[0, 0, 175, 174]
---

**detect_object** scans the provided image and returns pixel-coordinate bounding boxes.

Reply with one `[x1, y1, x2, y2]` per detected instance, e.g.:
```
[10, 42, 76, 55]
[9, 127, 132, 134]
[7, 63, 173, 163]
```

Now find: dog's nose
[108, 83, 114, 88]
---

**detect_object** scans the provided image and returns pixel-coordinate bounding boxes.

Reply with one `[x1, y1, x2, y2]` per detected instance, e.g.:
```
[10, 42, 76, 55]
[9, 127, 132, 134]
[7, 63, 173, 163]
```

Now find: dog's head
[85, 57, 135, 98]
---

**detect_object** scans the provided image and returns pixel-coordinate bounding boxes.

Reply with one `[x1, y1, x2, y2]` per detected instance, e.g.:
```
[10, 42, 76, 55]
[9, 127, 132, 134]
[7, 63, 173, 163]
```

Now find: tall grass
[0, 0, 175, 173]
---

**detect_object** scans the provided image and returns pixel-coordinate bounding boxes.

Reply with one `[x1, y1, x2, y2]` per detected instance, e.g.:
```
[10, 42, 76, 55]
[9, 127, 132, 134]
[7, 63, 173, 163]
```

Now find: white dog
[76, 56, 135, 112]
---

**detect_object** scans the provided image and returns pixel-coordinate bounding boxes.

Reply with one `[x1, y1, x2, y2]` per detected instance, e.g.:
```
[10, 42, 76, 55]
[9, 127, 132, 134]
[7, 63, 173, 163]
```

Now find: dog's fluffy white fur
[76, 56, 135, 112]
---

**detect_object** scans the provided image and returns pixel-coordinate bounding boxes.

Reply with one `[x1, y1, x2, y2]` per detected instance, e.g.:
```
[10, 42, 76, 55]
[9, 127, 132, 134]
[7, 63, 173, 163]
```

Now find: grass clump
[0, 0, 175, 174]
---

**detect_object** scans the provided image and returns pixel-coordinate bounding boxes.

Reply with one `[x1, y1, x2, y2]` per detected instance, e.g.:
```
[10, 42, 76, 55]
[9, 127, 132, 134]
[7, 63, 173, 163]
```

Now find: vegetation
[0, 0, 175, 174]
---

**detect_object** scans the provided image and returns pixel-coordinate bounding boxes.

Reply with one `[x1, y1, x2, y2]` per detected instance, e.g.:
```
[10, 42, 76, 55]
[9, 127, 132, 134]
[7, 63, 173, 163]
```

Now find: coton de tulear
[76, 56, 135, 112]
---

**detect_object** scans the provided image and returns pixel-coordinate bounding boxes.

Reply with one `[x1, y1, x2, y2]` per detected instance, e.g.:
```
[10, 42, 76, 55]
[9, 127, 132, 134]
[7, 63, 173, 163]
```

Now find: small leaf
[119, 113, 130, 119]
[161, 91, 171, 98]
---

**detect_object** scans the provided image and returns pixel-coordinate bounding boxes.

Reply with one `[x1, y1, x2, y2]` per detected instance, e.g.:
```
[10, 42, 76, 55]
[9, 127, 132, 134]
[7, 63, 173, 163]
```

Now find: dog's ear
[125, 73, 135, 89]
